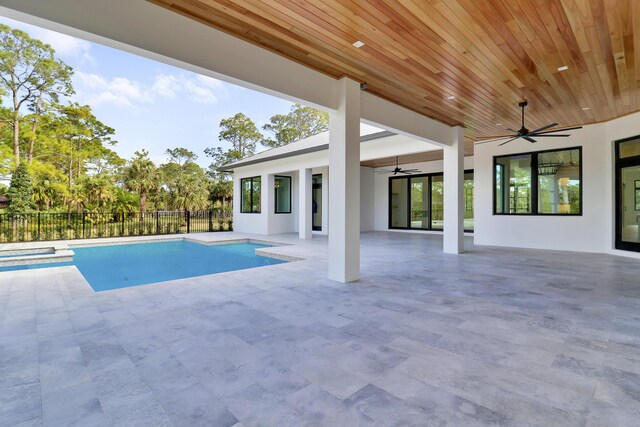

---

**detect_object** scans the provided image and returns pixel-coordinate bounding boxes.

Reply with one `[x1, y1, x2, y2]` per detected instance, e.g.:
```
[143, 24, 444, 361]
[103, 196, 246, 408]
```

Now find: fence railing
[0, 210, 232, 243]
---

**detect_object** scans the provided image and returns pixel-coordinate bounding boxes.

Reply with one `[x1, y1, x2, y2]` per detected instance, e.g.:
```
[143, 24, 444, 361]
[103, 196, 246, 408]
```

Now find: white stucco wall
[474, 111, 640, 257]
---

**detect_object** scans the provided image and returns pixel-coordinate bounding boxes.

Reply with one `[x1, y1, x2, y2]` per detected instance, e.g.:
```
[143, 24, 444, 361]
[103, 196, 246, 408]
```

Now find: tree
[0, 25, 74, 164]
[262, 103, 328, 148]
[209, 175, 233, 207]
[215, 113, 262, 161]
[165, 147, 198, 166]
[6, 162, 34, 214]
[124, 150, 160, 212]
[46, 103, 116, 190]
[160, 147, 210, 212]
[82, 174, 115, 210]
[113, 188, 139, 213]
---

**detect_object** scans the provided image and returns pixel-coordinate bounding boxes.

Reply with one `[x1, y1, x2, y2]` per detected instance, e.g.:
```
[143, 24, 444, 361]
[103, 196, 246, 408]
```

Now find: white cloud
[75, 72, 149, 109]
[184, 80, 219, 104]
[74, 71, 226, 110]
[28, 27, 95, 64]
[151, 74, 179, 98]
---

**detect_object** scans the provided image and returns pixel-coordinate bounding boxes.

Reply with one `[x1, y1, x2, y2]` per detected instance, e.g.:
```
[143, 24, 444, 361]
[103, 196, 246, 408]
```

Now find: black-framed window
[389, 170, 474, 232]
[494, 147, 582, 215]
[615, 135, 640, 252]
[274, 175, 291, 214]
[241, 176, 261, 213]
[464, 172, 474, 231]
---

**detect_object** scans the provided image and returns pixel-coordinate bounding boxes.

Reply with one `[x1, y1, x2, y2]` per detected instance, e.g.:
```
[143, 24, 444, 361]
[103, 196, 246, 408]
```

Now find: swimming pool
[0, 240, 286, 292]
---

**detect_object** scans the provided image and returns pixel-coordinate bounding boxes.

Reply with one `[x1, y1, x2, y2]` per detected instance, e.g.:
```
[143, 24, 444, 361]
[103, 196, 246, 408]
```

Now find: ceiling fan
[476, 101, 582, 146]
[374, 157, 421, 175]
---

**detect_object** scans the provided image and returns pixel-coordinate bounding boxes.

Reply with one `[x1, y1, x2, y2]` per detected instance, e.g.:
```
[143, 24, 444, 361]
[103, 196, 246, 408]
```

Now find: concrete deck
[0, 231, 639, 426]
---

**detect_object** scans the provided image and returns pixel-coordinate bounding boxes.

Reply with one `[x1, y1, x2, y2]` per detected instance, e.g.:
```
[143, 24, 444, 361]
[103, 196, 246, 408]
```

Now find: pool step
[0, 246, 74, 267]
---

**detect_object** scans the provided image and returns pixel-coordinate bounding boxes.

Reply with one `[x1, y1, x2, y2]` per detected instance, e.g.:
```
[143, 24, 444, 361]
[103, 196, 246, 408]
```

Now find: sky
[0, 16, 295, 167]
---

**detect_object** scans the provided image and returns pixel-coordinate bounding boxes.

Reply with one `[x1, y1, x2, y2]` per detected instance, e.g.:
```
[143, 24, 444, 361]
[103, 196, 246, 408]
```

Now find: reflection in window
[495, 154, 532, 214]
[431, 175, 444, 229]
[538, 149, 581, 214]
[494, 148, 582, 215]
[241, 176, 261, 213]
[410, 176, 429, 229]
[464, 172, 474, 230]
[274, 176, 291, 214]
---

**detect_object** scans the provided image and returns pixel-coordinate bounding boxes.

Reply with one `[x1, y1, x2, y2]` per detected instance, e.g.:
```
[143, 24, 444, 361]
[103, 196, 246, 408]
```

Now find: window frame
[493, 146, 583, 216]
[388, 169, 474, 232]
[240, 176, 261, 214]
[274, 175, 292, 214]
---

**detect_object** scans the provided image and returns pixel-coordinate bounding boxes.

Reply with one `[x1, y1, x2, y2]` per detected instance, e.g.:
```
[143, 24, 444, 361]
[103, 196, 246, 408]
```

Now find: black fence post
[37, 212, 41, 241]
[186, 211, 191, 234]
[121, 212, 125, 236]
[82, 212, 86, 238]
[156, 211, 160, 235]
[209, 210, 213, 232]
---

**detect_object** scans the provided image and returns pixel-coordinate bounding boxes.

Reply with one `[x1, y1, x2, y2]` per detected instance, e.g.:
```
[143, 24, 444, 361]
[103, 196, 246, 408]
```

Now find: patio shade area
[1, 232, 638, 426]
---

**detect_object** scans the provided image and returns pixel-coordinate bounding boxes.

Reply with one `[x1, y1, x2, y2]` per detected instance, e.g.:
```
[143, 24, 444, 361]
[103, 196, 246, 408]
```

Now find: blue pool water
[0, 241, 285, 292]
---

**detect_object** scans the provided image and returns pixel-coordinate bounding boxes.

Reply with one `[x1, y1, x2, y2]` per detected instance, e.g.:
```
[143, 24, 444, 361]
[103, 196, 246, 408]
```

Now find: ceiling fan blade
[535, 125, 583, 135]
[523, 136, 537, 143]
[476, 134, 516, 140]
[374, 169, 394, 173]
[506, 128, 519, 133]
[474, 136, 517, 144]
[498, 136, 522, 146]
[530, 122, 559, 134]
[529, 134, 571, 137]
[397, 170, 413, 175]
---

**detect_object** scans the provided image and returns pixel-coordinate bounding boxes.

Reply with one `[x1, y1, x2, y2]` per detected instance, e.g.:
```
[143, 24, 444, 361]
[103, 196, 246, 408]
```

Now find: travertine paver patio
[1, 231, 639, 426]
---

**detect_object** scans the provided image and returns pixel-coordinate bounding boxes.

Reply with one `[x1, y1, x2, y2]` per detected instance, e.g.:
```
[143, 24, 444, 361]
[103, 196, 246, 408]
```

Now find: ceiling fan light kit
[476, 101, 582, 146]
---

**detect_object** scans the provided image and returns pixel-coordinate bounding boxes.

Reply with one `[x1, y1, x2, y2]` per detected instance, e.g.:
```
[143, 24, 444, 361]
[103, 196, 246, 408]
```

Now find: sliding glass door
[616, 136, 640, 252]
[389, 171, 473, 231]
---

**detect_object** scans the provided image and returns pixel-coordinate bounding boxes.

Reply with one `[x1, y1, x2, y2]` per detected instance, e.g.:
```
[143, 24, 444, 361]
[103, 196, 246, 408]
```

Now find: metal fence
[0, 210, 232, 243]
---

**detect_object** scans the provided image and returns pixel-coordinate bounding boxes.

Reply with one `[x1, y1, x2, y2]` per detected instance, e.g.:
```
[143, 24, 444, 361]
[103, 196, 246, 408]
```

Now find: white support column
[232, 175, 241, 220]
[299, 168, 312, 239]
[328, 78, 361, 283]
[443, 126, 465, 254]
[263, 173, 274, 234]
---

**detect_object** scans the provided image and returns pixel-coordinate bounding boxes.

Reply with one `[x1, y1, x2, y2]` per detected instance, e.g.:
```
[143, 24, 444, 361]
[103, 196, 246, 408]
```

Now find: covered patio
[1, 232, 639, 426]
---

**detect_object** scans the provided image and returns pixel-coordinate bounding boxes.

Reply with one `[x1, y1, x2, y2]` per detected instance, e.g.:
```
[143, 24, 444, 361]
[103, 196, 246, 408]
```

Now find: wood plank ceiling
[151, 0, 640, 146]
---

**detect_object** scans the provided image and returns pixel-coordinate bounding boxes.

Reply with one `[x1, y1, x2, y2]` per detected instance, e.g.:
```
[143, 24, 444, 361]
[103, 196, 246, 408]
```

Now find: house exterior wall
[474, 111, 640, 258]
[232, 110, 640, 258]
[233, 163, 374, 236]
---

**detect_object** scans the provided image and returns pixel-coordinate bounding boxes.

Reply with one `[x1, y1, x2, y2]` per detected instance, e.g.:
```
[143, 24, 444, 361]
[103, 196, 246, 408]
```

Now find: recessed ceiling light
[353, 40, 365, 48]
[447, 95, 456, 100]
[582, 107, 590, 111]
[557, 65, 569, 71]
[495, 123, 502, 126]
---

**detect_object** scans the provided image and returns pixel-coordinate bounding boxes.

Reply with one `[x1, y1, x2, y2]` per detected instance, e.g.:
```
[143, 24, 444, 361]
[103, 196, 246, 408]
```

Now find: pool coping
[0, 235, 304, 268]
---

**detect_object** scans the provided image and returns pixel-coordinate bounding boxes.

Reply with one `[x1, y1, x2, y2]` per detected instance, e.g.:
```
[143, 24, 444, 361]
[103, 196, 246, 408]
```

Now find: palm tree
[166, 162, 210, 212]
[112, 188, 139, 213]
[124, 150, 160, 213]
[66, 184, 85, 213]
[82, 174, 115, 210]
[32, 178, 56, 211]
